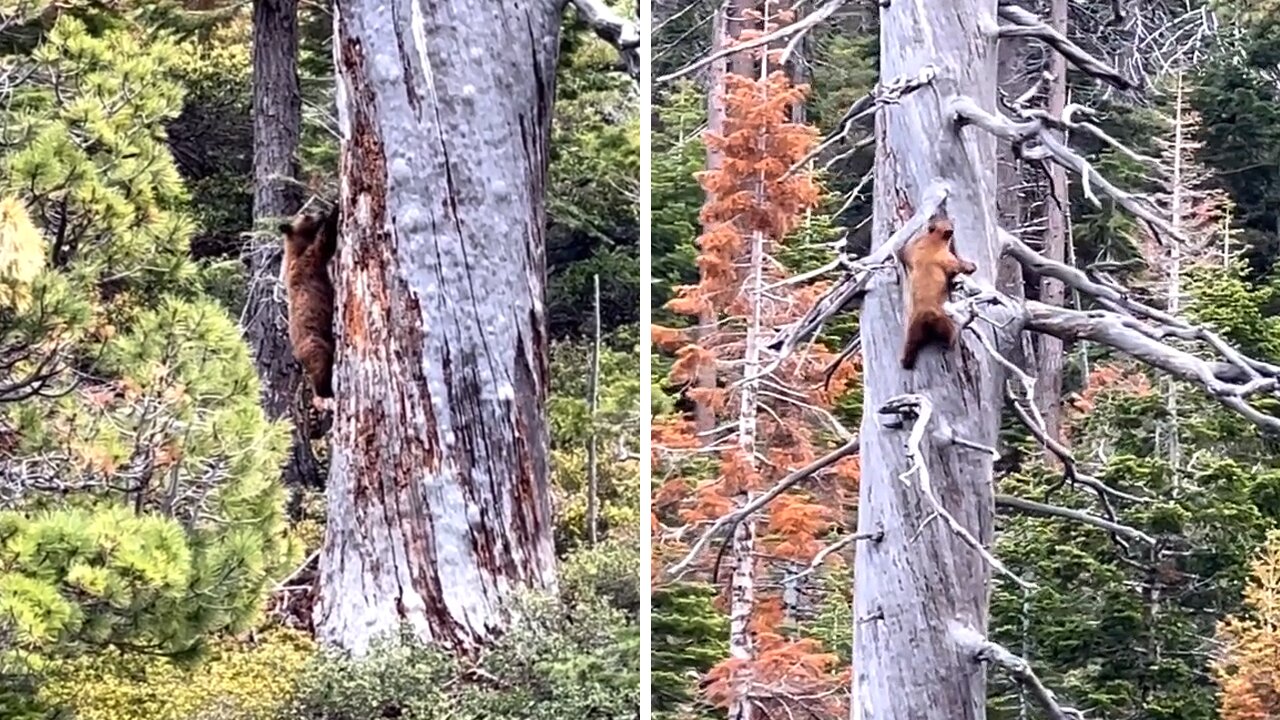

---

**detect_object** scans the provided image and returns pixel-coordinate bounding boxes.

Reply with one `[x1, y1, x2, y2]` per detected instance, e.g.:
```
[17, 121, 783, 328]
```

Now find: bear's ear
[277, 222, 294, 235]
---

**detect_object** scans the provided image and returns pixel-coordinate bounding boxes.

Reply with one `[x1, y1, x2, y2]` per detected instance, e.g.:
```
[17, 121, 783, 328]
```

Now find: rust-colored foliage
[1063, 362, 1155, 441]
[649, 7, 855, 718]
[1214, 531, 1280, 719]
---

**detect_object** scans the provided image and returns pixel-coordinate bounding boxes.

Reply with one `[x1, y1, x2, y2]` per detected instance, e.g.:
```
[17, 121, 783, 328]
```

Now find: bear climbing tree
[898, 214, 977, 370]
[279, 207, 337, 404]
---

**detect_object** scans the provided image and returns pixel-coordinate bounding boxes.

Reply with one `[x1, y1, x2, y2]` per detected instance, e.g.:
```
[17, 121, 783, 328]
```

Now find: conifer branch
[953, 622, 1085, 720]
[666, 435, 861, 578]
[996, 3, 1131, 89]
[567, 0, 640, 79]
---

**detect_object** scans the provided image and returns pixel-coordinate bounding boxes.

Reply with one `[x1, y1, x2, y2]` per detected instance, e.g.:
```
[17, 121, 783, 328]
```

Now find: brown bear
[898, 215, 977, 370]
[279, 206, 338, 402]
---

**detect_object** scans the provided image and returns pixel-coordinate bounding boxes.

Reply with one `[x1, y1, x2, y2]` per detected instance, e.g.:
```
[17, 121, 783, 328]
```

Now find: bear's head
[278, 206, 337, 257]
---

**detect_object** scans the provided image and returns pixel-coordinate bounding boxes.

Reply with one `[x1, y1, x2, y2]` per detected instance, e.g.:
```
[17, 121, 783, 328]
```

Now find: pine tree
[653, 8, 851, 718]
[0, 12, 293, 659]
[1215, 530, 1280, 719]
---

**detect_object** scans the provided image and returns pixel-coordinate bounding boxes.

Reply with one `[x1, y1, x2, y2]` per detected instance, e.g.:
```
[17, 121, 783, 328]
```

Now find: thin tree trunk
[696, 3, 729, 440]
[1034, 0, 1068, 446]
[246, 0, 319, 490]
[787, 0, 807, 125]
[1165, 71, 1185, 475]
[697, 0, 757, 442]
[314, 0, 559, 655]
[587, 273, 601, 546]
[853, 2, 1002, 718]
[995, 19, 1025, 344]
[728, 0, 758, 77]
[729, 222, 764, 720]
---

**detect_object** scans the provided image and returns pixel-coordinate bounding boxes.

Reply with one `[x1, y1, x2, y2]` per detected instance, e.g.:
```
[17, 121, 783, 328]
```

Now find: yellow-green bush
[39, 629, 315, 720]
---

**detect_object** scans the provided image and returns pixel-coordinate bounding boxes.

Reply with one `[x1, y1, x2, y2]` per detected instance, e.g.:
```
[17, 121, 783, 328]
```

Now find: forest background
[651, 1, 1280, 719]
[0, 1, 641, 719]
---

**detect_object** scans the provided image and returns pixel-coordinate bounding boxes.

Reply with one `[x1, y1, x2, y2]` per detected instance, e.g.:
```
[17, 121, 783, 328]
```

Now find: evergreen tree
[0, 11, 292, 660]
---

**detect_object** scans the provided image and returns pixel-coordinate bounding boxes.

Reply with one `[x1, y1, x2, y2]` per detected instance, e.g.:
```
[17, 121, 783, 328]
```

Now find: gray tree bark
[994, 15, 1025, 301]
[852, 2, 1002, 718]
[1033, 0, 1069, 444]
[245, 0, 320, 490]
[314, 0, 563, 654]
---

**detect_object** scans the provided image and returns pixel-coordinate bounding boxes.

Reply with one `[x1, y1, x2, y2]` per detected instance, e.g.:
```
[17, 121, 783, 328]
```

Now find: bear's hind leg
[931, 313, 958, 349]
[902, 311, 958, 370]
[295, 336, 335, 399]
[901, 318, 930, 370]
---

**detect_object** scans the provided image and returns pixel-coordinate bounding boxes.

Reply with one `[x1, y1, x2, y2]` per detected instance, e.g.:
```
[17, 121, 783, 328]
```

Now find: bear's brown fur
[279, 207, 338, 399]
[898, 215, 977, 370]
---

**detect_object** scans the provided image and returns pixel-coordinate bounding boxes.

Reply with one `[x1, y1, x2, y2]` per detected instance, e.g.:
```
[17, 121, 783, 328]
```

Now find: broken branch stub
[569, 0, 640, 79]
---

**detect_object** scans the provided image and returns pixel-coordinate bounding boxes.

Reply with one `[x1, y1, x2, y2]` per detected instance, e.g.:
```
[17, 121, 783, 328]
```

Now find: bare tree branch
[953, 622, 1085, 720]
[666, 435, 861, 578]
[996, 494, 1155, 544]
[786, 65, 939, 176]
[568, 0, 640, 79]
[1023, 302, 1280, 433]
[882, 394, 1034, 591]
[782, 525, 883, 584]
[1001, 229, 1280, 380]
[1003, 385, 1148, 505]
[656, 0, 850, 84]
[996, 3, 1132, 89]
[951, 97, 1181, 244]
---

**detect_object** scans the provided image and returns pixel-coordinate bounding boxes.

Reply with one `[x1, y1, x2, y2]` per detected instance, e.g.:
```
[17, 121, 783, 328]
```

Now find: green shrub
[559, 538, 640, 616]
[37, 629, 315, 720]
[291, 592, 639, 720]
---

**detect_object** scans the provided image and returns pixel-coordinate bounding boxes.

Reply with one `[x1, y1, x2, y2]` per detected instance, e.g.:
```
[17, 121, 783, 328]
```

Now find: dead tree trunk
[313, 0, 636, 655]
[696, 0, 757, 441]
[1033, 0, 1069, 445]
[245, 0, 320, 490]
[994, 17, 1026, 303]
[852, 3, 1002, 718]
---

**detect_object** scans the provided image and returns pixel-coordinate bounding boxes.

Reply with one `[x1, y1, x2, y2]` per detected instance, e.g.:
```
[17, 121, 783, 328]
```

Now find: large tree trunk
[1033, 0, 1069, 445]
[314, 0, 559, 655]
[245, 0, 320, 490]
[852, 2, 1001, 718]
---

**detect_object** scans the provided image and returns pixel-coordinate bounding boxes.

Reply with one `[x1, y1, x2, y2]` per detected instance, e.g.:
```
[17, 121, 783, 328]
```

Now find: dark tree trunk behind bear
[314, 0, 560, 655]
[1033, 0, 1070, 447]
[245, 0, 320, 489]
